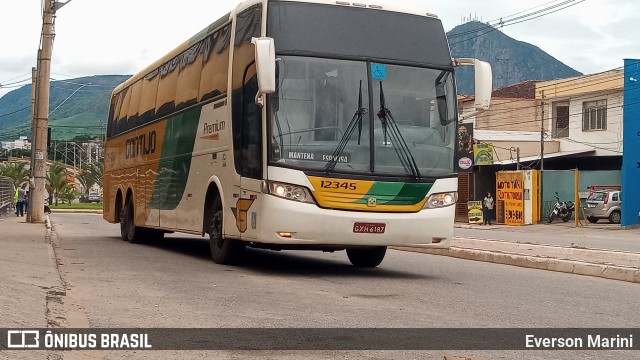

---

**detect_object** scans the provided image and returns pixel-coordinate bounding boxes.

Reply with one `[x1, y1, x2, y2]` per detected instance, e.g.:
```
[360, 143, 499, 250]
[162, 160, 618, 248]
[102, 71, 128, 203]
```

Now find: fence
[541, 169, 622, 221]
[0, 176, 15, 216]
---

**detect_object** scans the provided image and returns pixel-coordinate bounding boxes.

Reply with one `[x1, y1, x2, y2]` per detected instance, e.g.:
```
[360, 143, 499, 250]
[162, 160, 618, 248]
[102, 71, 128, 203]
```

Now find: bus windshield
[268, 56, 457, 178]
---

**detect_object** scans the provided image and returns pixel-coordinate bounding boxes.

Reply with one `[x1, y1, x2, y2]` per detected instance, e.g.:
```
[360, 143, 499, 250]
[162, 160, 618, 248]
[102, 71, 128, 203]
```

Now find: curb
[394, 246, 640, 284]
[50, 209, 103, 214]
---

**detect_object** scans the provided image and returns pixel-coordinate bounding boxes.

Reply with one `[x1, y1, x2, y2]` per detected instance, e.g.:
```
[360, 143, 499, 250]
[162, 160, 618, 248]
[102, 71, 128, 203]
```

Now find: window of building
[552, 101, 569, 138]
[582, 99, 606, 131]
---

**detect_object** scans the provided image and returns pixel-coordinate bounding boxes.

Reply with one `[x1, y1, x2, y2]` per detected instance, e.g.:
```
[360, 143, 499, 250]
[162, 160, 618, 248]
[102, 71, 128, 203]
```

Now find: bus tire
[346, 246, 387, 268]
[208, 198, 245, 264]
[119, 206, 129, 242]
[123, 200, 144, 244]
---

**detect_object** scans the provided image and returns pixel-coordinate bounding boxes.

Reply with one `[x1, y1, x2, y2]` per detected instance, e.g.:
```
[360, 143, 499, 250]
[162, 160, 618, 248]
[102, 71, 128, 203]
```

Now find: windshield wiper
[324, 80, 367, 174]
[376, 81, 422, 179]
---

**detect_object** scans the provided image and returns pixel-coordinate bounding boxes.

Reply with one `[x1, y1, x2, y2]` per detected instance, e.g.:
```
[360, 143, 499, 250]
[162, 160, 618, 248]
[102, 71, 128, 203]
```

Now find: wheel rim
[612, 212, 621, 223]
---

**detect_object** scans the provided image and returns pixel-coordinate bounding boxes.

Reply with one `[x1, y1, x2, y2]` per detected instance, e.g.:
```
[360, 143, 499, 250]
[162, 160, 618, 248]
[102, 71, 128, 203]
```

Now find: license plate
[587, 204, 596, 208]
[353, 222, 386, 234]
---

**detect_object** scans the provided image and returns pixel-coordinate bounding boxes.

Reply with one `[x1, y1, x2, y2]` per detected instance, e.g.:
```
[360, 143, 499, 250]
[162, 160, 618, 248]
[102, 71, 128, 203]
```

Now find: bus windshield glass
[268, 56, 457, 178]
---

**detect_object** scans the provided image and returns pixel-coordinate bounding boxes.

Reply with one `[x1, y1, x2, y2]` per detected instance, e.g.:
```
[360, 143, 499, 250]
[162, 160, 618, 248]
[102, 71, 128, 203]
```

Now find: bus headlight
[423, 192, 458, 209]
[266, 181, 316, 204]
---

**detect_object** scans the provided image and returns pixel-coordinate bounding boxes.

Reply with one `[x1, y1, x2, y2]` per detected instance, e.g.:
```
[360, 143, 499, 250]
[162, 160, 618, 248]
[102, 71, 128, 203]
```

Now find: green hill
[0, 75, 129, 141]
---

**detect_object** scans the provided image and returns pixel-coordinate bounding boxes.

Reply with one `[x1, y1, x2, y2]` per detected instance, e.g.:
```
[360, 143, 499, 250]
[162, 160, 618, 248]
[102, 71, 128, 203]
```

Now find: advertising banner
[474, 143, 493, 165]
[456, 123, 474, 172]
[496, 171, 524, 226]
[467, 201, 483, 224]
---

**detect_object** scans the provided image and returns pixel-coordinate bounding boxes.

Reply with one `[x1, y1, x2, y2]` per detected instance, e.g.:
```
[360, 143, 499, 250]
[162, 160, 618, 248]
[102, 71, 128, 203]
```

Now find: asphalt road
[46, 213, 640, 360]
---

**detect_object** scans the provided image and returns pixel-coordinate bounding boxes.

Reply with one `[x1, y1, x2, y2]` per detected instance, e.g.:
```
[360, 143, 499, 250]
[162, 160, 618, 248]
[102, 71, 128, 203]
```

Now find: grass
[49, 202, 103, 210]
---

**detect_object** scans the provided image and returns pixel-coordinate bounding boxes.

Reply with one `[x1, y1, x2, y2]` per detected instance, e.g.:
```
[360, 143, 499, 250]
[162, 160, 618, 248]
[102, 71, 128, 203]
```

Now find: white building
[1, 136, 32, 150]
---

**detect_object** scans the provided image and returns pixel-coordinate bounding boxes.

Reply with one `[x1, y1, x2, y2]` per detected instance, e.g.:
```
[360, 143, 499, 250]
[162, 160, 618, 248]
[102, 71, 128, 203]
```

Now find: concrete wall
[473, 98, 539, 132]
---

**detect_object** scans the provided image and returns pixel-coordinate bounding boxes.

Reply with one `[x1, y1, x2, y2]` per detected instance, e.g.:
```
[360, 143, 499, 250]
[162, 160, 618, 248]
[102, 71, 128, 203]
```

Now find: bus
[103, 0, 492, 267]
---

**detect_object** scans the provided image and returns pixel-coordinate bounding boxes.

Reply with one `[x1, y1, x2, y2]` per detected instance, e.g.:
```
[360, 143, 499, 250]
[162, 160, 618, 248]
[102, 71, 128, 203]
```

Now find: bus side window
[200, 27, 230, 102]
[139, 71, 159, 126]
[127, 80, 142, 129]
[107, 95, 117, 138]
[156, 60, 179, 119]
[240, 63, 262, 179]
[117, 87, 132, 135]
[175, 41, 203, 111]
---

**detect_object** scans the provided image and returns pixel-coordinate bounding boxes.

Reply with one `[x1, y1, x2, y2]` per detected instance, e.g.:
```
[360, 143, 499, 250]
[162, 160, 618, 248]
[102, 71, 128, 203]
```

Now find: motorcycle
[548, 192, 575, 223]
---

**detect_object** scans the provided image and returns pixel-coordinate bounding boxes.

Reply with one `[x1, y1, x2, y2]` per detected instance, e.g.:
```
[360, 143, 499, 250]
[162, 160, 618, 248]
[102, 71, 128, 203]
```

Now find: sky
[0, 0, 638, 99]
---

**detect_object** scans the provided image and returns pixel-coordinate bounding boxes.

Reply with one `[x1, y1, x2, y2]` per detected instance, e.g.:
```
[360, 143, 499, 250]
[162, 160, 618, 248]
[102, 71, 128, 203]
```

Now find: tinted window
[267, 1, 452, 68]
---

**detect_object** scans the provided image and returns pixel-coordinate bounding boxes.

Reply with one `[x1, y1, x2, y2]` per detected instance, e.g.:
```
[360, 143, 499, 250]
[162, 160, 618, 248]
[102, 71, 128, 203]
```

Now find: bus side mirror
[252, 37, 276, 106]
[454, 58, 492, 116]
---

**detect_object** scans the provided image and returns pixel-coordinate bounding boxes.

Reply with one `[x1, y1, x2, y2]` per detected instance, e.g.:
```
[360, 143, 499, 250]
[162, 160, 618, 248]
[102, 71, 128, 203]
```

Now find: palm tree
[75, 160, 103, 201]
[76, 166, 95, 199]
[45, 162, 69, 206]
[0, 161, 30, 188]
[88, 160, 103, 188]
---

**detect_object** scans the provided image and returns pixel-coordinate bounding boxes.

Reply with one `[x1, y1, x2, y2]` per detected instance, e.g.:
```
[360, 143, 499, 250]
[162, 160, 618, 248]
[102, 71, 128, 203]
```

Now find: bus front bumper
[254, 196, 454, 249]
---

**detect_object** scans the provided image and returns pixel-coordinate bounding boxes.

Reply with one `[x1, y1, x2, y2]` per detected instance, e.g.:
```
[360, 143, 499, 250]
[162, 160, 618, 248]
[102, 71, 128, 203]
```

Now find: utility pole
[26, 67, 37, 222]
[540, 90, 545, 171]
[28, 0, 71, 222]
[539, 90, 545, 223]
[28, 0, 55, 223]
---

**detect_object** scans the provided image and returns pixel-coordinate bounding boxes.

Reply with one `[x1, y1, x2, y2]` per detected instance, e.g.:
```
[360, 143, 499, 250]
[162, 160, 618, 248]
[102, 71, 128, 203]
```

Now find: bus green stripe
[354, 182, 432, 205]
[150, 108, 202, 210]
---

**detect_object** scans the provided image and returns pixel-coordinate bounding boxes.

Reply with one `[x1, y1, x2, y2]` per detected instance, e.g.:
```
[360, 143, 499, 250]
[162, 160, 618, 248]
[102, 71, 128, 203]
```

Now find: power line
[0, 106, 31, 118]
[448, 0, 586, 45]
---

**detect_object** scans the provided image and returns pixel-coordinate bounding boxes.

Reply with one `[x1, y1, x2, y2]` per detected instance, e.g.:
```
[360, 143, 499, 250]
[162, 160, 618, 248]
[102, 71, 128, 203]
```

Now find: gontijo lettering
[125, 130, 157, 159]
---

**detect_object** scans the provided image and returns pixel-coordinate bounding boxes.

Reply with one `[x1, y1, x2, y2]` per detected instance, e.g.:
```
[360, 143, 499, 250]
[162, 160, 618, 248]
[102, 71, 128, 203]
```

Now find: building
[1, 136, 32, 151]
[455, 72, 626, 223]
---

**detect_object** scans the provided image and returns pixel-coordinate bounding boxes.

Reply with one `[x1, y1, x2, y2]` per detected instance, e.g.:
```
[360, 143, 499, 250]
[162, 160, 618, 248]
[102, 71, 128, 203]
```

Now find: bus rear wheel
[121, 200, 144, 244]
[346, 246, 387, 268]
[208, 198, 245, 265]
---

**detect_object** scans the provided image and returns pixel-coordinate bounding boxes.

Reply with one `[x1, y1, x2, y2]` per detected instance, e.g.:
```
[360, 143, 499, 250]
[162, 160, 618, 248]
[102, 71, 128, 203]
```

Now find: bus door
[232, 5, 263, 240]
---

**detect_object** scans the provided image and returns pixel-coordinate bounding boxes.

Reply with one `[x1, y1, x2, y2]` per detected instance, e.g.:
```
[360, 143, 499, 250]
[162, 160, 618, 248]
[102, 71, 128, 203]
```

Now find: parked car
[80, 193, 101, 203]
[584, 190, 621, 224]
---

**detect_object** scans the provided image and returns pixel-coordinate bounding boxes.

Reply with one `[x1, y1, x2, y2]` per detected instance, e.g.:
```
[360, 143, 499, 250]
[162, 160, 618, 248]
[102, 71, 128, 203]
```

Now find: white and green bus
[103, 0, 492, 267]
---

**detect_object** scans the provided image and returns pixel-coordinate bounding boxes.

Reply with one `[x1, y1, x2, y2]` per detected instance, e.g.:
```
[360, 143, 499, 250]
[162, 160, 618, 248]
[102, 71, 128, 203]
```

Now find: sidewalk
[397, 222, 640, 284]
[0, 214, 64, 329]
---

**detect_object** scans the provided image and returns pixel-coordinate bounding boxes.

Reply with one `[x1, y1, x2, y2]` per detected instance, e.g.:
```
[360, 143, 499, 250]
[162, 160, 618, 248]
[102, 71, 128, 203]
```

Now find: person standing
[22, 190, 29, 217]
[16, 185, 26, 217]
[483, 192, 494, 225]
[14, 187, 20, 216]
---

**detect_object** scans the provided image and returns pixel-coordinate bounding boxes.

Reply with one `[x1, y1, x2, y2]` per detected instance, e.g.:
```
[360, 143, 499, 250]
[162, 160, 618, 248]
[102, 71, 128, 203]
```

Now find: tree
[62, 183, 77, 205]
[0, 161, 30, 188]
[76, 160, 103, 201]
[88, 159, 103, 188]
[45, 162, 69, 206]
[76, 166, 95, 199]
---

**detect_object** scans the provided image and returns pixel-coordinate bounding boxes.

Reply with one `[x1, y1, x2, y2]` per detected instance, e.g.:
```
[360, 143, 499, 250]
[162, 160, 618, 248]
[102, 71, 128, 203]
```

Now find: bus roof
[113, 0, 441, 95]
[273, 0, 440, 19]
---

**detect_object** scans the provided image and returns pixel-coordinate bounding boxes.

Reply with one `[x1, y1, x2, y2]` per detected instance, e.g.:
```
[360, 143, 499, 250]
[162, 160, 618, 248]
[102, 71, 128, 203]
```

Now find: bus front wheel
[346, 246, 387, 268]
[208, 198, 245, 264]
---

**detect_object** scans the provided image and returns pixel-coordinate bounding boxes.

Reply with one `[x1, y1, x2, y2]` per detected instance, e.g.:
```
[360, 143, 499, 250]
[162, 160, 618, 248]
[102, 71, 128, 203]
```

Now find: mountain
[0, 22, 583, 140]
[0, 75, 128, 141]
[447, 21, 582, 95]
